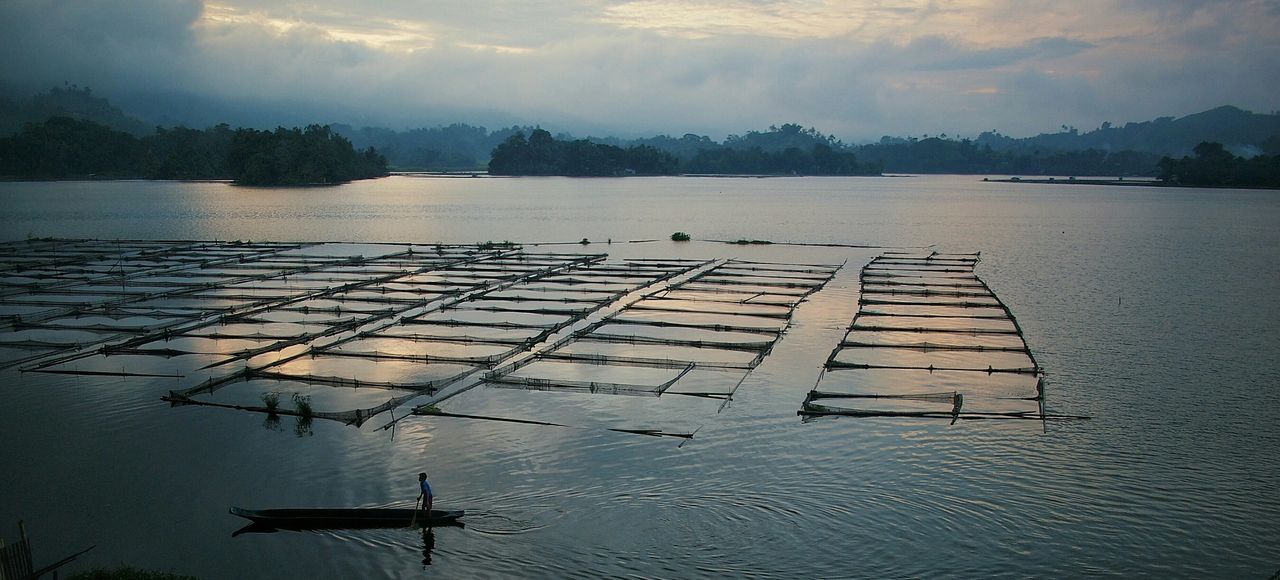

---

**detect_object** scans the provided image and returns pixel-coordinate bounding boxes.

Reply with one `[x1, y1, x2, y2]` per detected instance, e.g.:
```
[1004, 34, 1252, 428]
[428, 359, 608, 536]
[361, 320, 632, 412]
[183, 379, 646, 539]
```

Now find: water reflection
[420, 527, 435, 568]
[293, 415, 314, 438]
[3, 178, 1279, 578]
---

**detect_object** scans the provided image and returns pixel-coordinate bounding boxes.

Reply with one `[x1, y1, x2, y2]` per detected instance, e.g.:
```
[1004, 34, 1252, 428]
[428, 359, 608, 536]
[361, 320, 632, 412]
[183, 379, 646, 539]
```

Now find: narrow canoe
[229, 506, 465, 529]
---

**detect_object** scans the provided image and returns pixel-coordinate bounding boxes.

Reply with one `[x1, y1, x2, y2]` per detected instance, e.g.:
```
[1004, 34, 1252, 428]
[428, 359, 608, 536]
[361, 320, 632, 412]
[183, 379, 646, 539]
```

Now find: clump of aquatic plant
[292, 392, 313, 417]
[420, 404, 442, 415]
[579, 238, 590, 245]
[478, 240, 518, 251]
[261, 391, 281, 413]
[729, 239, 772, 245]
[670, 232, 691, 242]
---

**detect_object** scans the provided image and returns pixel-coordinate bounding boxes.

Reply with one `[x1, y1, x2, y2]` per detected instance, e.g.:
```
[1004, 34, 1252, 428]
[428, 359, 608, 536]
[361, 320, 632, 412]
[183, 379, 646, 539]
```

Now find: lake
[1, 175, 1278, 578]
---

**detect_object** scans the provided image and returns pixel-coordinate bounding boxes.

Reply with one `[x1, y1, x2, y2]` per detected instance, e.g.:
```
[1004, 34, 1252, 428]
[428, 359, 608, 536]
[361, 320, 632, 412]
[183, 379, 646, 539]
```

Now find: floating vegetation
[801, 251, 1086, 424]
[670, 232, 691, 242]
[292, 393, 313, 417]
[728, 239, 772, 245]
[261, 391, 280, 414]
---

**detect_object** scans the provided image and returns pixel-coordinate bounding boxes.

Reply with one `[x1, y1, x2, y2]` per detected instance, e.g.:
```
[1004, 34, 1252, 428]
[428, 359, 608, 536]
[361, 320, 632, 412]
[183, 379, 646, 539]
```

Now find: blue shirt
[421, 479, 433, 499]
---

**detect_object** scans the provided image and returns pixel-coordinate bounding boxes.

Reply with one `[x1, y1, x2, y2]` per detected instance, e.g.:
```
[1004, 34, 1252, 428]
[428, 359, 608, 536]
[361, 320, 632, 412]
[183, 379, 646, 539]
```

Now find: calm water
[1, 175, 1278, 578]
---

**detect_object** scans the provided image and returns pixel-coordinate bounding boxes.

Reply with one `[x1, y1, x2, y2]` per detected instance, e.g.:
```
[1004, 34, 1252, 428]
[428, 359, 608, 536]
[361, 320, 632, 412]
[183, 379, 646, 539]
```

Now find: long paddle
[409, 495, 421, 528]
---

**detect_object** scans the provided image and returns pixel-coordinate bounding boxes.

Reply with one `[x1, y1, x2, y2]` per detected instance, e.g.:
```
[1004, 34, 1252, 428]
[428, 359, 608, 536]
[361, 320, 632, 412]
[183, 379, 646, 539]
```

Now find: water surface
[1, 175, 1277, 578]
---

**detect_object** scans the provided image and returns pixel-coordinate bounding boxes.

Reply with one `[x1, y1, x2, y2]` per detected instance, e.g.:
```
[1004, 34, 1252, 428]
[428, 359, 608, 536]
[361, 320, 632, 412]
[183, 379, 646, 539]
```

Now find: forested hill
[975, 106, 1280, 158]
[0, 85, 150, 137]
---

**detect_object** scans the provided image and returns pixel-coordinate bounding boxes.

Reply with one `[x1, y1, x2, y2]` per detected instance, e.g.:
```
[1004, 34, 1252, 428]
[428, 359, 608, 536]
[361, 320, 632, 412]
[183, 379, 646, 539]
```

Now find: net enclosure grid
[4, 239, 845, 432]
[400, 258, 842, 438]
[800, 251, 1075, 422]
[465, 258, 840, 396]
[3, 239, 1082, 435]
[1, 238, 635, 425]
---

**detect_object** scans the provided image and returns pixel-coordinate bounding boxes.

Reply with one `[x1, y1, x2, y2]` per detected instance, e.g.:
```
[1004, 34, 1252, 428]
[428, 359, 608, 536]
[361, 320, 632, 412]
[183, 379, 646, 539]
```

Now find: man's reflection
[421, 527, 436, 567]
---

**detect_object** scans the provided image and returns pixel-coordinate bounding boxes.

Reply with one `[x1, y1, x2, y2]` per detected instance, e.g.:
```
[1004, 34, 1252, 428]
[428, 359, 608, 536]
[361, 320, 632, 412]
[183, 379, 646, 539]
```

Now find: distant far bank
[985, 177, 1158, 186]
[988, 141, 1280, 189]
[987, 176, 1279, 190]
[2, 87, 1276, 186]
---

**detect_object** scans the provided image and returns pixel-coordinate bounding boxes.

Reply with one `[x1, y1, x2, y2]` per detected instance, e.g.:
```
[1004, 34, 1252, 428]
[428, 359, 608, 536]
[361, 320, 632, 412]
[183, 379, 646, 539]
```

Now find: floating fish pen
[0, 238, 322, 368]
[13, 238, 1076, 436]
[459, 259, 841, 402]
[379, 258, 841, 438]
[800, 251, 1071, 422]
[5, 239, 686, 425]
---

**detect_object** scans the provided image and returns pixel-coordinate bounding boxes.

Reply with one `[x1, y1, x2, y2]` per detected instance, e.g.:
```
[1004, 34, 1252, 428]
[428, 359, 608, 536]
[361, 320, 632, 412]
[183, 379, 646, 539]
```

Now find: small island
[0, 117, 388, 185]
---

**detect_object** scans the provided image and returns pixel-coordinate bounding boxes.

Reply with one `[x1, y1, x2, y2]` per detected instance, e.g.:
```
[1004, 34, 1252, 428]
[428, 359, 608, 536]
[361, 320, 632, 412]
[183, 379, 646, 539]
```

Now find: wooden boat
[229, 506, 465, 530]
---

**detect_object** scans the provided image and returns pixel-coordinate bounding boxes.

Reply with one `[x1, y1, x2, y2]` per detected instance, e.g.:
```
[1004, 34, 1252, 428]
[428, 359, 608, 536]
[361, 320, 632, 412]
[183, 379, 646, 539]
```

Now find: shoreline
[984, 177, 1279, 190]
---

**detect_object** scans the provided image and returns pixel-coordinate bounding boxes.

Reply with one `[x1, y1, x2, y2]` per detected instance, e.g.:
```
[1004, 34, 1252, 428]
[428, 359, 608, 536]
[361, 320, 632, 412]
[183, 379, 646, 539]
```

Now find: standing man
[417, 472, 433, 516]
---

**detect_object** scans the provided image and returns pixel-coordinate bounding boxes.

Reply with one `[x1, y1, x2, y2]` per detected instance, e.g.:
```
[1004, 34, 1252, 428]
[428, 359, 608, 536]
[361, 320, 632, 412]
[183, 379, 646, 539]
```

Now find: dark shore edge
[0, 175, 389, 186]
[985, 177, 1279, 191]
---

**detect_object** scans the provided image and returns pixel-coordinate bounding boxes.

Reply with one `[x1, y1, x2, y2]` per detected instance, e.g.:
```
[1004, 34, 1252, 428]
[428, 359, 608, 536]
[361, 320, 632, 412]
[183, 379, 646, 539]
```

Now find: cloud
[0, 0, 202, 91]
[908, 36, 1095, 71]
[1, 0, 1277, 140]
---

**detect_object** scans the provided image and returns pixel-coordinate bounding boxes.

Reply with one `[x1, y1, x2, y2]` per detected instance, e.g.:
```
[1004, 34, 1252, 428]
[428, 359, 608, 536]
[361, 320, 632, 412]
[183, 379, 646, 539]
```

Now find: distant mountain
[3, 85, 1275, 174]
[0, 85, 151, 137]
[330, 123, 533, 170]
[975, 106, 1280, 158]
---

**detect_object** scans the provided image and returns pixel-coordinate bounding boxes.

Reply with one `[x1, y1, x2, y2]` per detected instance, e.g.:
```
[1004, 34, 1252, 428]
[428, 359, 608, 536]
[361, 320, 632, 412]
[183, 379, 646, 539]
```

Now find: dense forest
[1156, 142, 1280, 188]
[0, 117, 387, 185]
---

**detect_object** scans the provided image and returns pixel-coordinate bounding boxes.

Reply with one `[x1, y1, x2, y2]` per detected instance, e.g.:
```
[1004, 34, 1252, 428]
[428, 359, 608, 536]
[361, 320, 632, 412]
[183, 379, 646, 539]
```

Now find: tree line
[0, 117, 388, 185]
[1157, 142, 1280, 188]
[488, 128, 881, 176]
[488, 129, 680, 176]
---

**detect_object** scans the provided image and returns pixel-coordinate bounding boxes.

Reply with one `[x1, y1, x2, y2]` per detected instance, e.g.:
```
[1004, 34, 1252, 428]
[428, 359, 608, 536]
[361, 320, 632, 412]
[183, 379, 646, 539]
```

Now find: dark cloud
[0, 0, 1276, 140]
[0, 0, 201, 92]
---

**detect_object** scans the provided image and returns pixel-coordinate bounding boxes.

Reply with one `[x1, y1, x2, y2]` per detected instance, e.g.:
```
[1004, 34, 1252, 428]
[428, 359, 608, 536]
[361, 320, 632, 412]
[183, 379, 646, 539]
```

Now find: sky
[1, 0, 1277, 141]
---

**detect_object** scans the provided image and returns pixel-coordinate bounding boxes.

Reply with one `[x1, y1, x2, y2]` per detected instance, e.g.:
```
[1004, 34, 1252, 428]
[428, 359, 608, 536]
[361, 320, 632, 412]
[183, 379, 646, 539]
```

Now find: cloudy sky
[1, 0, 1277, 140]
